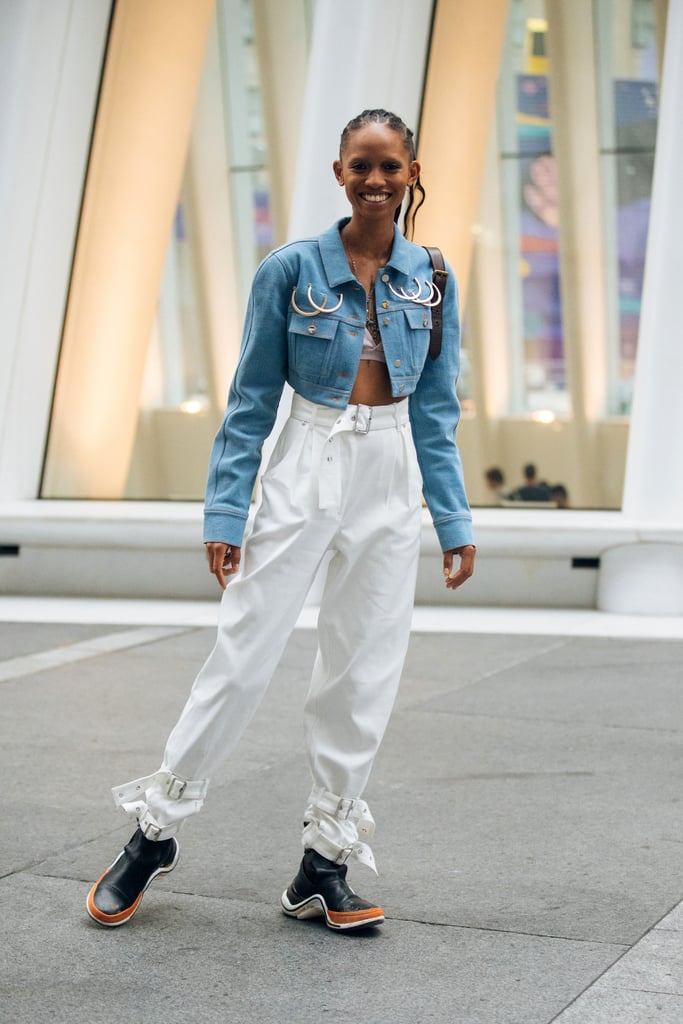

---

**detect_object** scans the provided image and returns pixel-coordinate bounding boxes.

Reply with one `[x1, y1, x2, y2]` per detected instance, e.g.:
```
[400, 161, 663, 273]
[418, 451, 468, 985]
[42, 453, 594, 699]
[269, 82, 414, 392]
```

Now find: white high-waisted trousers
[113, 394, 423, 867]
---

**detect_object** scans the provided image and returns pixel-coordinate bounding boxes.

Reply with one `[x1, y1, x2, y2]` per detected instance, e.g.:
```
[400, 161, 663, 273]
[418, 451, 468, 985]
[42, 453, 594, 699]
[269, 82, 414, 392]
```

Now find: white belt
[290, 393, 409, 434]
[290, 394, 410, 510]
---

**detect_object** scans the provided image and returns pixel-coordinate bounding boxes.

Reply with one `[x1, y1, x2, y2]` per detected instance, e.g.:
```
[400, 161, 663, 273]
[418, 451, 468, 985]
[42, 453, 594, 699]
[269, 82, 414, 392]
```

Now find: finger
[226, 548, 241, 576]
[221, 544, 241, 578]
[442, 552, 453, 579]
[445, 546, 476, 590]
[445, 568, 468, 590]
[213, 554, 227, 591]
[206, 543, 228, 591]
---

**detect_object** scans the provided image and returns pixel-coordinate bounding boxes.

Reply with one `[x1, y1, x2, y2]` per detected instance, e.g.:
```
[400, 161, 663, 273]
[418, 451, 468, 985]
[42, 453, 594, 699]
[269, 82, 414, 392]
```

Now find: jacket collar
[318, 218, 415, 287]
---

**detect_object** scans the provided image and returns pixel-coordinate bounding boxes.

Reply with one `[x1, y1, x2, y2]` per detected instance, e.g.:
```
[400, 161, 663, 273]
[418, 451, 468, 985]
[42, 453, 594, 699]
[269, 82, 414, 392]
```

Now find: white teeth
[362, 194, 390, 203]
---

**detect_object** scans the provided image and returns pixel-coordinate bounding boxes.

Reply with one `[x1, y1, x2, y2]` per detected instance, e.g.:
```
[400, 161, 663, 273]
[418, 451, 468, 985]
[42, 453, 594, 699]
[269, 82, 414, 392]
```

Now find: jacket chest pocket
[402, 306, 432, 371]
[288, 313, 340, 379]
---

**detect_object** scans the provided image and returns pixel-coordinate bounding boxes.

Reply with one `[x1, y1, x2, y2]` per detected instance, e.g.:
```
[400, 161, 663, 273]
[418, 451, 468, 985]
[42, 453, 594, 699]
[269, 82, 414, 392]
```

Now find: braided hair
[339, 109, 426, 239]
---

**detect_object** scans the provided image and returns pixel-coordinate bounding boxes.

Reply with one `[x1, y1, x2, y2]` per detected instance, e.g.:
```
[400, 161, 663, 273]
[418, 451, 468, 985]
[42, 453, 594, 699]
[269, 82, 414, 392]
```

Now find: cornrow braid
[339, 109, 426, 240]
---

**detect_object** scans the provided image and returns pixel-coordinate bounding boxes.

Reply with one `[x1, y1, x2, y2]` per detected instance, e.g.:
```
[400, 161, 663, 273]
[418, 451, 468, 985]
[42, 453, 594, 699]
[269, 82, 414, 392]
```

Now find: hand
[442, 545, 476, 591]
[205, 542, 241, 591]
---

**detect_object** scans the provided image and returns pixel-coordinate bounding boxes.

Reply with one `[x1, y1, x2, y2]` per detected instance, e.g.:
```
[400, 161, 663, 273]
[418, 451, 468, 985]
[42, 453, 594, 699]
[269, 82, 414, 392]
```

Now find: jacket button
[381, 301, 389, 309]
[383, 317, 390, 325]
[399, 385, 406, 393]
[381, 274, 389, 282]
[394, 359, 401, 368]
[308, 324, 316, 334]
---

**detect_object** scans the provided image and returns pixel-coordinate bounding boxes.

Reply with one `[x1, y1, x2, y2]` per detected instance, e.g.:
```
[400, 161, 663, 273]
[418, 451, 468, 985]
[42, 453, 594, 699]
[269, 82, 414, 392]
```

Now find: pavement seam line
[0, 625, 195, 683]
[386, 914, 629, 945]
[547, 895, 683, 1022]
[418, 707, 683, 734]
[10, 875, 635, 949]
[404, 636, 572, 712]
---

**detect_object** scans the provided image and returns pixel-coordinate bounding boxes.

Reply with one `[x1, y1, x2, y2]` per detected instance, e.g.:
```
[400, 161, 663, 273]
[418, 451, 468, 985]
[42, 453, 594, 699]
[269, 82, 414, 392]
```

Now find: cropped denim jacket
[204, 219, 474, 552]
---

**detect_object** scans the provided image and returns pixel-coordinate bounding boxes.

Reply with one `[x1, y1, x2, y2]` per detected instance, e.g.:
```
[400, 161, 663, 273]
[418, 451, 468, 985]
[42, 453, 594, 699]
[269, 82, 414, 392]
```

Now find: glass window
[217, 0, 276, 303]
[462, 0, 662, 510]
[498, 1, 567, 416]
[595, 0, 660, 414]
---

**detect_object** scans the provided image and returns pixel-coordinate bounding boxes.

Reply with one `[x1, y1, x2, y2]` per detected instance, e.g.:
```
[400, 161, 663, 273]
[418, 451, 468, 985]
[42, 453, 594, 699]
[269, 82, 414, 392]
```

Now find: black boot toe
[86, 828, 179, 927]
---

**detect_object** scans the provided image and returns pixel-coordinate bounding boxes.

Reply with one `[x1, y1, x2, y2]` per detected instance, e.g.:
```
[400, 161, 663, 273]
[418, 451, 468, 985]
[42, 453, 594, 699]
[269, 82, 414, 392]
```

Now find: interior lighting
[531, 409, 556, 424]
[179, 397, 206, 415]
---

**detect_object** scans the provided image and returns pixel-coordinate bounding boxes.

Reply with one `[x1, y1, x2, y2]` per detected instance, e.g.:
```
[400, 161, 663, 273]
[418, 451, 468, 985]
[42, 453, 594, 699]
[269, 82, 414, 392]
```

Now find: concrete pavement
[1, 602, 682, 1023]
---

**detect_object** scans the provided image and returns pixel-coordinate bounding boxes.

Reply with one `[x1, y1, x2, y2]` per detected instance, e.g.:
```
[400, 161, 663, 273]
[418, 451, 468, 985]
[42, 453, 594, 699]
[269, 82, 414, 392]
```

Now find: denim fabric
[203, 218, 473, 552]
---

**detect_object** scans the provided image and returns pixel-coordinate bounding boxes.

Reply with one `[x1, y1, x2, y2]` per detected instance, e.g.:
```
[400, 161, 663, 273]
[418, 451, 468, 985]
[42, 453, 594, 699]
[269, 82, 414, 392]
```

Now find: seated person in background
[549, 484, 570, 508]
[510, 462, 551, 502]
[484, 466, 511, 505]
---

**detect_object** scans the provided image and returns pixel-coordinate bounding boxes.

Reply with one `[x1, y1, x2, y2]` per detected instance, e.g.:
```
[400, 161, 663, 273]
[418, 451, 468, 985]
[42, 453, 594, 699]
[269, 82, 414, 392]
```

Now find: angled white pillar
[598, 1, 683, 615]
[545, 0, 608, 509]
[287, 0, 434, 240]
[0, 0, 112, 499]
[264, 0, 434, 475]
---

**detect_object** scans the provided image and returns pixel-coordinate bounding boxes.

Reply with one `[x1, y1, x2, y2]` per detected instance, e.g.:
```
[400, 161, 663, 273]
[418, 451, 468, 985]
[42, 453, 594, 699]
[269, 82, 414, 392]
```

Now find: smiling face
[333, 122, 420, 226]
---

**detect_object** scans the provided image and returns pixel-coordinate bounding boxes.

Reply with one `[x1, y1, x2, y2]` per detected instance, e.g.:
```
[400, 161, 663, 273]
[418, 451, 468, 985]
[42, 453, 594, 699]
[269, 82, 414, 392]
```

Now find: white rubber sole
[280, 890, 384, 931]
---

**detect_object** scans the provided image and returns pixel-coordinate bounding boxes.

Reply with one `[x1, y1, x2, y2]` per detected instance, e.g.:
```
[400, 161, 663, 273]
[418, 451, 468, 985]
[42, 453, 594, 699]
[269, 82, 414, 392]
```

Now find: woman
[87, 109, 476, 932]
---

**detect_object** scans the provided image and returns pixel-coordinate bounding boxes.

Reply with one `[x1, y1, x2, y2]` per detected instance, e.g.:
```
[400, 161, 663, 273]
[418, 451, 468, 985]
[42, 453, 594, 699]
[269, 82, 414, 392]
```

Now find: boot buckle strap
[307, 786, 373, 831]
[166, 777, 187, 800]
[112, 770, 208, 807]
[140, 819, 162, 841]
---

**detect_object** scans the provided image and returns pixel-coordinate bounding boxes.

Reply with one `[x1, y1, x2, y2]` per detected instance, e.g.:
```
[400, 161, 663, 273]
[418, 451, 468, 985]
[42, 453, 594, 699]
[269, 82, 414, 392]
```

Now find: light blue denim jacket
[204, 219, 473, 552]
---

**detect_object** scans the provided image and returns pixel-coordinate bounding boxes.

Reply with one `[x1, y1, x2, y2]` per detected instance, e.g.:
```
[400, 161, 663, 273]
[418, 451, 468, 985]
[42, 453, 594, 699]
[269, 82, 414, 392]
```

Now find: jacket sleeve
[408, 259, 474, 551]
[203, 252, 290, 546]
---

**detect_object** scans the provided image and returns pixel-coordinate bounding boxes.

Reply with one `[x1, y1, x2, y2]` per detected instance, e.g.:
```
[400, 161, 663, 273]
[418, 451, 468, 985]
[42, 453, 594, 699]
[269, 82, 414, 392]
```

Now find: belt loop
[354, 404, 373, 434]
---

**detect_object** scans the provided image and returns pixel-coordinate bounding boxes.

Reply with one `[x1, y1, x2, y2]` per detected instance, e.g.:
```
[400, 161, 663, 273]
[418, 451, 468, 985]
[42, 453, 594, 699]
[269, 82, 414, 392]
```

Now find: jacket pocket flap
[289, 313, 340, 340]
[403, 306, 432, 331]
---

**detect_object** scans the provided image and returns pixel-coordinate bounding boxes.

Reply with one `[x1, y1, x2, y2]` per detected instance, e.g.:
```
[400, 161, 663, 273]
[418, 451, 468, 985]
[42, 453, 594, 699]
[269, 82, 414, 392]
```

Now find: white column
[287, 0, 434, 239]
[545, 0, 608, 508]
[252, 0, 309, 244]
[264, 0, 434, 477]
[598, 1, 683, 615]
[0, 0, 112, 500]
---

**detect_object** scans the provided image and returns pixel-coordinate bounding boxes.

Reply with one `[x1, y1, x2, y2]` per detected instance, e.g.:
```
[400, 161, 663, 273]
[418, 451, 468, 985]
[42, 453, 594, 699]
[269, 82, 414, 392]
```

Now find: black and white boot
[86, 828, 179, 927]
[281, 848, 384, 931]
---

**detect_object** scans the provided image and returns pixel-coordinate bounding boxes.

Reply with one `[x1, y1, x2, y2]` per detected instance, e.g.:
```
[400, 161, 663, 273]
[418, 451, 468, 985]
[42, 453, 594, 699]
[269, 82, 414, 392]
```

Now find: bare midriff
[349, 359, 406, 406]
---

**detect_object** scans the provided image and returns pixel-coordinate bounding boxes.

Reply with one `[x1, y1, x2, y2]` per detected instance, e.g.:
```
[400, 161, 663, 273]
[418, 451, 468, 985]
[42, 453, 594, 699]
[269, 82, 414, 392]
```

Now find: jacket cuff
[203, 508, 249, 548]
[433, 515, 475, 552]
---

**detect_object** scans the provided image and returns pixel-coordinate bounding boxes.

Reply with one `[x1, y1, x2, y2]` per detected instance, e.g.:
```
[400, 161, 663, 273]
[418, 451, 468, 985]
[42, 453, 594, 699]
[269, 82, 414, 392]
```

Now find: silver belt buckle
[354, 405, 373, 434]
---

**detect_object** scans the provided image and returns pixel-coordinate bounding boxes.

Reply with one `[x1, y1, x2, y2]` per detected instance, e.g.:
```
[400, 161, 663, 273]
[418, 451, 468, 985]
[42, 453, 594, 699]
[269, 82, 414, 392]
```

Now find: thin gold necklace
[344, 242, 392, 278]
[344, 248, 382, 345]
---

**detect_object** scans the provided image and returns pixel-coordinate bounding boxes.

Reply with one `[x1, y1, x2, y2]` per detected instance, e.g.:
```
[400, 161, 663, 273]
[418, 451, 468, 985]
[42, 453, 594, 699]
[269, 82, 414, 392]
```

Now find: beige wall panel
[43, 0, 216, 498]
[415, 0, 509, 304]
[595, 419, 629, 510]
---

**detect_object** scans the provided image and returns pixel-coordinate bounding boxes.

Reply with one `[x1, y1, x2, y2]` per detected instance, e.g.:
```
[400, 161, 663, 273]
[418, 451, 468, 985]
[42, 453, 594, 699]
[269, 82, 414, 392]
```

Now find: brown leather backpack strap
[422, 246, 448, 359]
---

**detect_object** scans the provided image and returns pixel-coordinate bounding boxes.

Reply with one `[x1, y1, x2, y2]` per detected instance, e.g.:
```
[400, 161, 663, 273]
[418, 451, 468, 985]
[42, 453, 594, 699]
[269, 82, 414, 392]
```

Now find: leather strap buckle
[166, 776, 187, 800]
